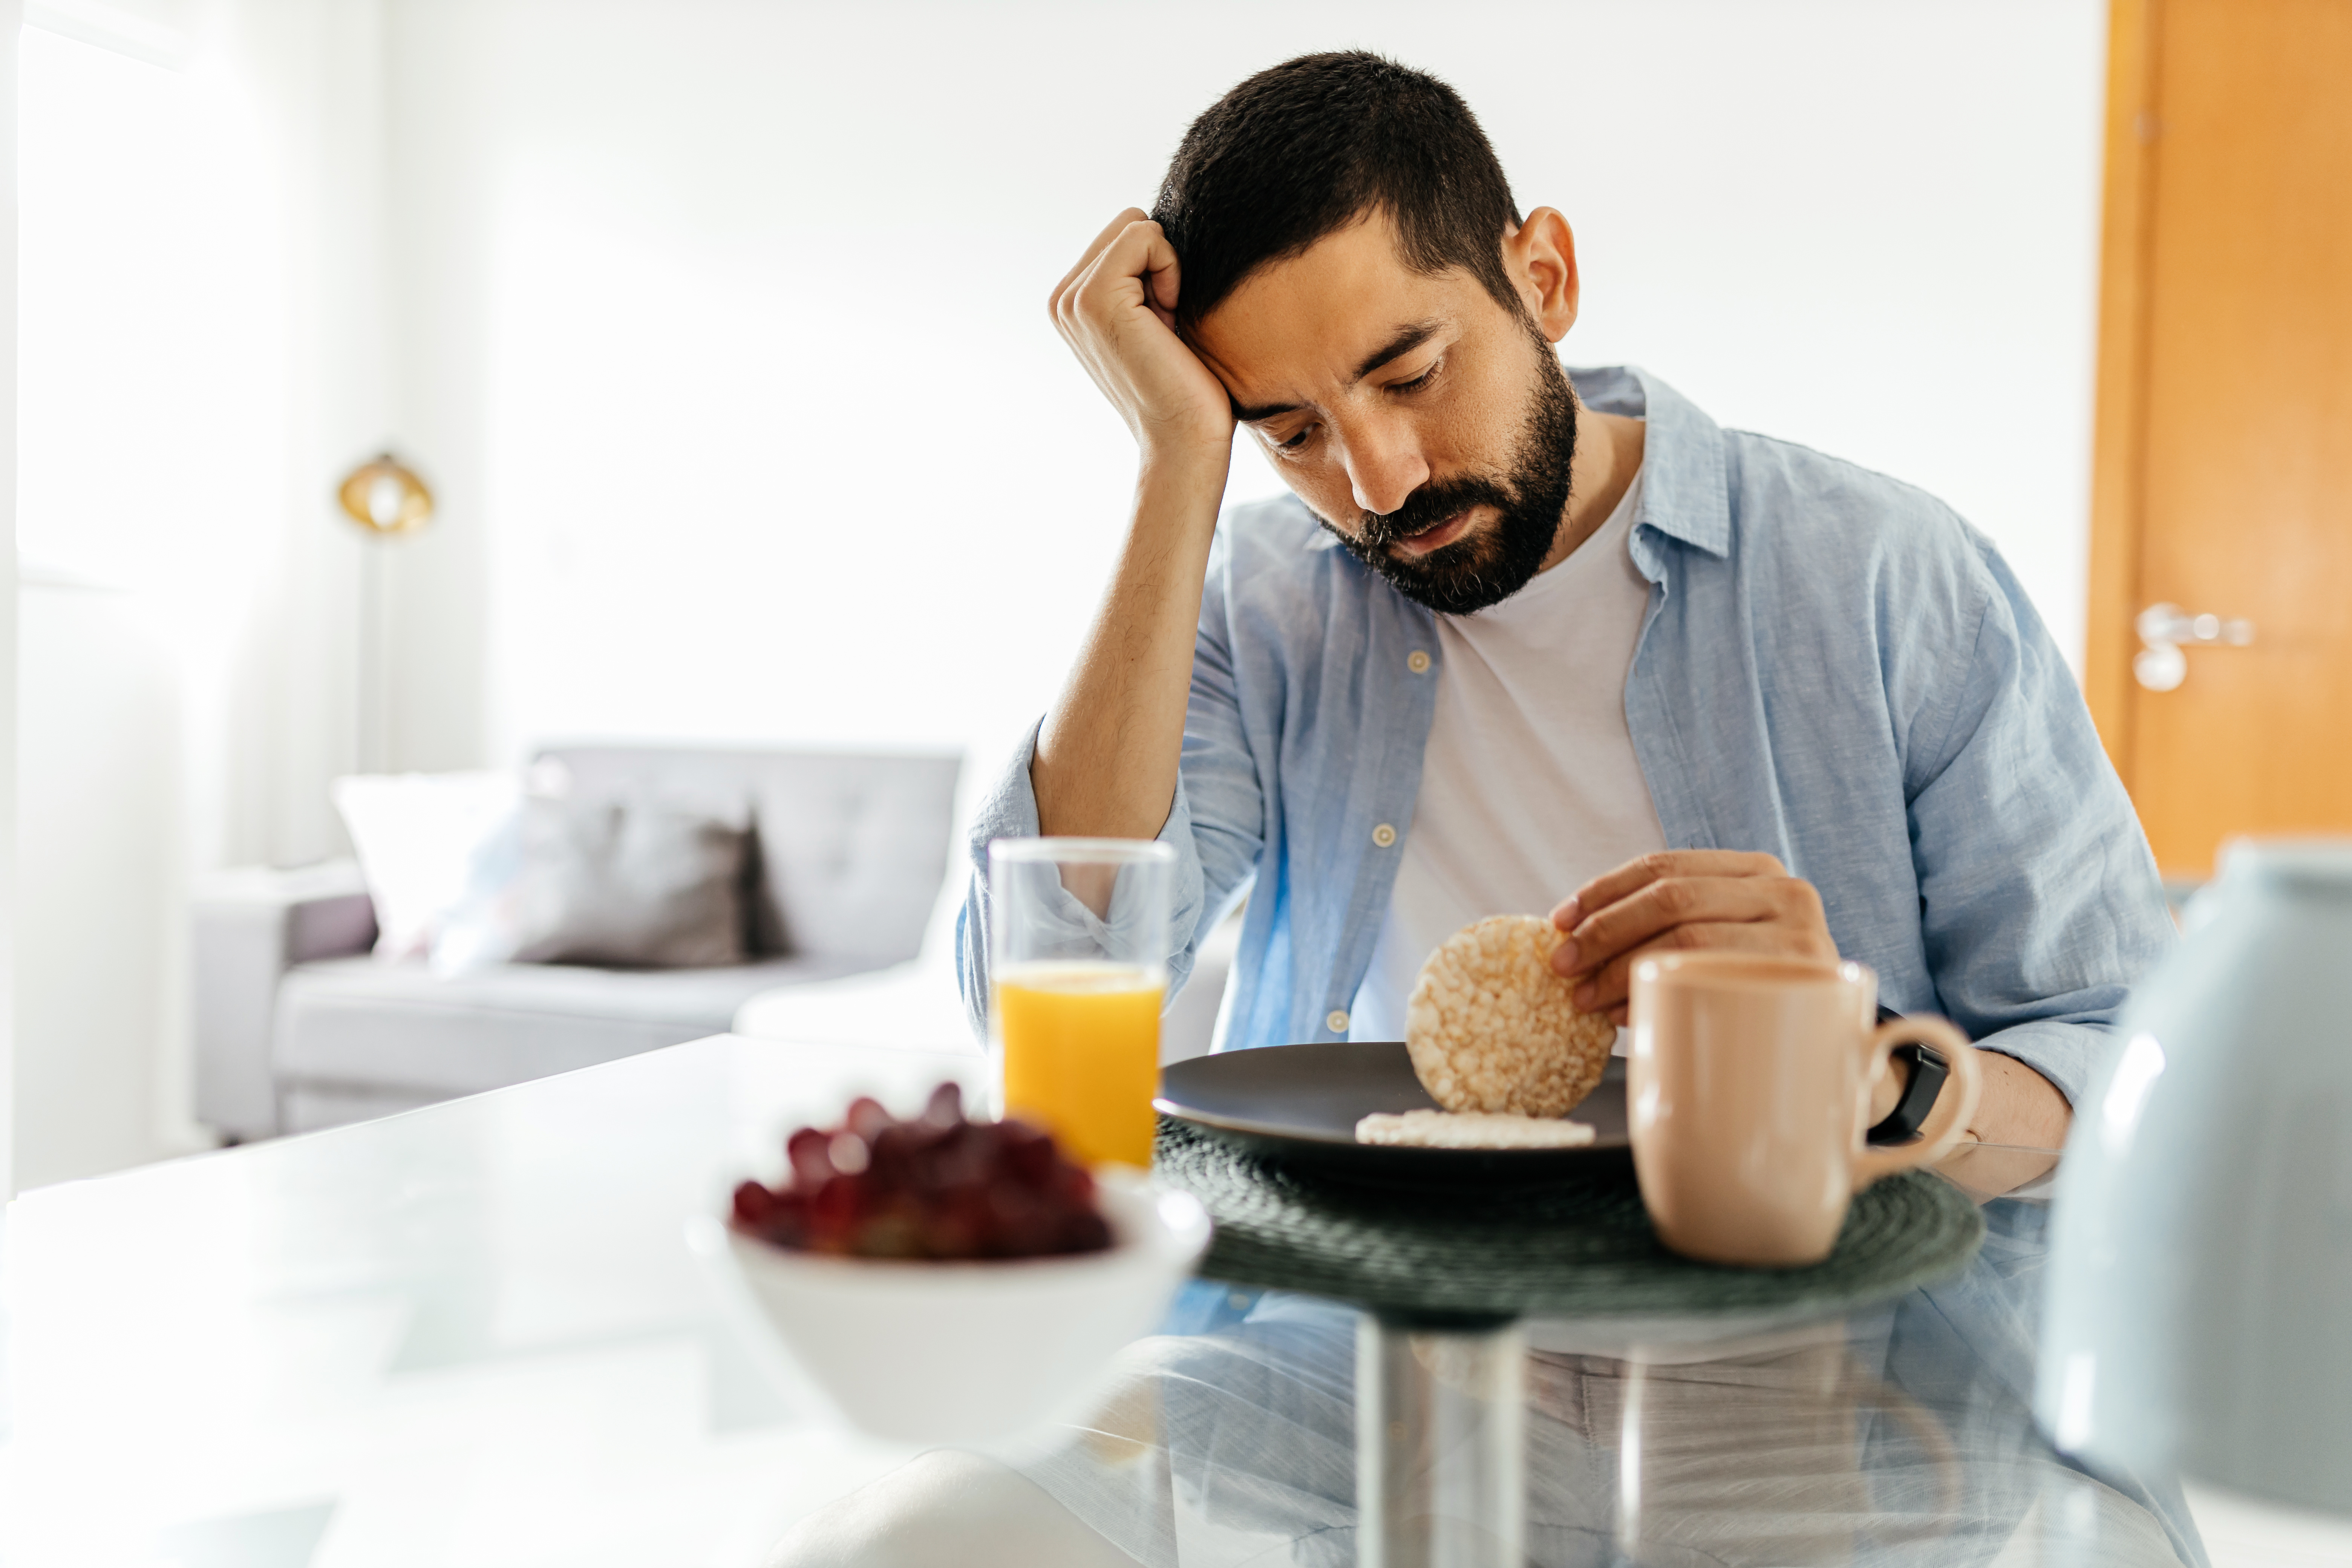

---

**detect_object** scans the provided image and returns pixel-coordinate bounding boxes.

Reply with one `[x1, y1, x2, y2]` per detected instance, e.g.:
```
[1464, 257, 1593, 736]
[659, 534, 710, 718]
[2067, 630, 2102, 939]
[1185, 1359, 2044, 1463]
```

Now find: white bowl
[687, 1168, 1211, 1444]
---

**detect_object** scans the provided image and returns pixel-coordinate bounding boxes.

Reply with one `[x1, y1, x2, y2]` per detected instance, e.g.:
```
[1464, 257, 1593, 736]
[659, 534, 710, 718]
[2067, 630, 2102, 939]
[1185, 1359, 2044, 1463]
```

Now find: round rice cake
[1404, 914, 1614, 1116]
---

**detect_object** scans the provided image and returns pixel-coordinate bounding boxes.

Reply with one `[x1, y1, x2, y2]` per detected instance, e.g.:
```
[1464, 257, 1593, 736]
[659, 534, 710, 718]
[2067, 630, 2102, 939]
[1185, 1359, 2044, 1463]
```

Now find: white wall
[17, 0, 397, 876]
[0, 0, 19, 1194]
[13, 574, 183, 1190]
[13, 0, 391, 1184]
[377, 0, 2108, 787]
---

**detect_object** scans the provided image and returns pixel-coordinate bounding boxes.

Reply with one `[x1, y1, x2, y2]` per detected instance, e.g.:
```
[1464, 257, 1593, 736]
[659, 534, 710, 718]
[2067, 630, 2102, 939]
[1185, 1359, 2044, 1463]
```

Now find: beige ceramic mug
[1627, 951, 1982, 1267]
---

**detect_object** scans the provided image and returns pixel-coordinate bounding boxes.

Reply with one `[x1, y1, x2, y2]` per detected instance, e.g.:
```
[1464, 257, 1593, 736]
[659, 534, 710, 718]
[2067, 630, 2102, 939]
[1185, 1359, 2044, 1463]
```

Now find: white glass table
[4, 1034, 987, 1566]
[0, 1032, 2331, 1565]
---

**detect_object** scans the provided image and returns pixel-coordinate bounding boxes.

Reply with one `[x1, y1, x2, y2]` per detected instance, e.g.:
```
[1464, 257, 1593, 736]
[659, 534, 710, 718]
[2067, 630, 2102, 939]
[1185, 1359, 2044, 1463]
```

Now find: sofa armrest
[192, 861, 375, 1139]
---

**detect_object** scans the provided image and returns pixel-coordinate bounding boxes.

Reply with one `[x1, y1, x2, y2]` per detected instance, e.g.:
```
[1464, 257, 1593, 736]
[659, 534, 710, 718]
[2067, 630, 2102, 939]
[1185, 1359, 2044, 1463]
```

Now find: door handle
[2134, 602, 2255, 692]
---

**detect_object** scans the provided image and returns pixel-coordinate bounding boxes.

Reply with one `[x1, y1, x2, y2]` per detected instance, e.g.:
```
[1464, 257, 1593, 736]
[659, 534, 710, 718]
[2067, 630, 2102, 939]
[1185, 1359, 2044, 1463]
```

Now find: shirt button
[1372, 823, 1397, 848]
[1407, 650, 1431, 674]
[1326, 1009, 1351, 1034]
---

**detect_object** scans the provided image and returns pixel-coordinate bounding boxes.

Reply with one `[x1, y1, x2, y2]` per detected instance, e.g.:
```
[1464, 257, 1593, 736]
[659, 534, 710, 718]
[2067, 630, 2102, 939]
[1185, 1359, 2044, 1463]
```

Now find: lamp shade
[2037, 839, 2352, 1514]
[337, 453, 433, 536]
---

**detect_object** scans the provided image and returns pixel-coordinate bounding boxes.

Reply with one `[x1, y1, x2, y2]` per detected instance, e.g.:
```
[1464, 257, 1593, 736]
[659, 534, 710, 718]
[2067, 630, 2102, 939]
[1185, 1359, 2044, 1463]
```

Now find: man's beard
[1324, 334, 1578, 617]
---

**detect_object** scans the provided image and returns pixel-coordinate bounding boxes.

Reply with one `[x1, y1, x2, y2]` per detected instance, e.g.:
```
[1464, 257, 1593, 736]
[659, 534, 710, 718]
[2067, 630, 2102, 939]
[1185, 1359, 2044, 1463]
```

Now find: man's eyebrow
[1230, 320, 1446, 425]
[1352, 320, 1441, 382]
[1232, 395, 1303, 423]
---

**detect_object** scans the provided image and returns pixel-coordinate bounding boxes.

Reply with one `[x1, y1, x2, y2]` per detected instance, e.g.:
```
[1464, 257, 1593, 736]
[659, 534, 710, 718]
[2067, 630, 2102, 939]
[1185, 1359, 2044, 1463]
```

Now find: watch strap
[1866, 1019, 1951, 1145]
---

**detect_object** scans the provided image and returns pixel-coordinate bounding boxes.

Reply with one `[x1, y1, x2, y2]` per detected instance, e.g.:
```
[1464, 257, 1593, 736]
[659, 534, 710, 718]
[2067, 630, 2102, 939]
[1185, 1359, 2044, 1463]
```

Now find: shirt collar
[1568, 364, 1731, 562]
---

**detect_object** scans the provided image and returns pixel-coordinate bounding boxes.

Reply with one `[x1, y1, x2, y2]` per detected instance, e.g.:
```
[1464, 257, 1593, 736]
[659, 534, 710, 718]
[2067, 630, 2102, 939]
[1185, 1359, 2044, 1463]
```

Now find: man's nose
[1338, 416, 1429, 518]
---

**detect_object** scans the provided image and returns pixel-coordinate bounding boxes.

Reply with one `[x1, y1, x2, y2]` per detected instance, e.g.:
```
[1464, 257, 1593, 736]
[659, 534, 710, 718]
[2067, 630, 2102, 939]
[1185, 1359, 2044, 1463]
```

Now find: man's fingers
[1049, 208, 1151, 315]
[1056, 217, 1181, 337]
[1145, 249, 1182, 325]
[1570, 920, 1810, 1014]
[1564, 850, 1788, 928]
[1547, 853, 1831, 1019]
[1556, 875, 1796, 974]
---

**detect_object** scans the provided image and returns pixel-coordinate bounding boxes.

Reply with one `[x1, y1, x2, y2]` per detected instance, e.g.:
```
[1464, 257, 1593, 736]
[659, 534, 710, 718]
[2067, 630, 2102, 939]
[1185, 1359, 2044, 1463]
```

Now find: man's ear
[1504, 208, 1580, 343]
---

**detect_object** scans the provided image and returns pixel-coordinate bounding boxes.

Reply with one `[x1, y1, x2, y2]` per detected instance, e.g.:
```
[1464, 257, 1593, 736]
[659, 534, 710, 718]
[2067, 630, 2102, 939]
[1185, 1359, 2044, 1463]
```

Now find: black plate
[1155, 1040, 1630, 1186]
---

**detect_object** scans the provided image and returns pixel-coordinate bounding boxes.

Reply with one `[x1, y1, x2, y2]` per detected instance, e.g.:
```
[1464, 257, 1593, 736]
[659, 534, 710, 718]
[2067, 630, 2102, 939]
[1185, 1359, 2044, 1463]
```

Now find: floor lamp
[335, 453, 435, 775]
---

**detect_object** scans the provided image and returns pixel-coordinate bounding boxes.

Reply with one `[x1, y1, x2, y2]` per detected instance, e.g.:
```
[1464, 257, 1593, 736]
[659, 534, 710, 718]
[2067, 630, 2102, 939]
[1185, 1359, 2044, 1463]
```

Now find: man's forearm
[1967, 1051, 2072, 1149]
[1869, 1043, 2073, 1149]
[1032, 449, 1231, 841]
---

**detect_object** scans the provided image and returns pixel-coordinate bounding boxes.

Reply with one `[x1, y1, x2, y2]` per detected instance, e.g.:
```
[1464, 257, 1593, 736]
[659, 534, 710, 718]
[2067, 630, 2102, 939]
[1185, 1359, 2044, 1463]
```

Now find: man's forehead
[1190, 216, 1469, 412]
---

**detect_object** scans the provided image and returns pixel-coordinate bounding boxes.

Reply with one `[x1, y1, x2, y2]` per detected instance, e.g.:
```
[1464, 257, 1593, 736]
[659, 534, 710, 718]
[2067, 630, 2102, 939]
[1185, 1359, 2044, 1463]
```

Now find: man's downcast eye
[1275, 424, 1318, 452]
[1392, 361, 1442, 394]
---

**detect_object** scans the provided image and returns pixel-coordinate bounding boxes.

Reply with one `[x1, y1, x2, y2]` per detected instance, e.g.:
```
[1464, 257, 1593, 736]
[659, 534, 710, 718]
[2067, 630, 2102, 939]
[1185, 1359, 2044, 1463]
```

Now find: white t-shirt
[1348, 462, 1668, 1041]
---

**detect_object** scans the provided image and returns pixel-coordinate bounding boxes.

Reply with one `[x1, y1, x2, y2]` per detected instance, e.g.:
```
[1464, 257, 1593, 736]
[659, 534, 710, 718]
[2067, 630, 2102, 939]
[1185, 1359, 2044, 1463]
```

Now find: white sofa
[193, 746, 962, 1138]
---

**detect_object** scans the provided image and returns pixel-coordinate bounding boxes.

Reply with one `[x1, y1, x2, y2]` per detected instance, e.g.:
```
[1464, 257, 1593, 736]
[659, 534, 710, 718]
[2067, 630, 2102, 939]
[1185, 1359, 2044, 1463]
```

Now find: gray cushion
[538, 746, 959, 966]
[275, 954, 866, 1097]
[505, 797, 750, 968]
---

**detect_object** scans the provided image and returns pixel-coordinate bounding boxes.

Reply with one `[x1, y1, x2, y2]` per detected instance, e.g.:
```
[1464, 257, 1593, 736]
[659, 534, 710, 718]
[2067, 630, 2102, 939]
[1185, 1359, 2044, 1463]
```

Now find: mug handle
[1850, 1015, 1982, 1190]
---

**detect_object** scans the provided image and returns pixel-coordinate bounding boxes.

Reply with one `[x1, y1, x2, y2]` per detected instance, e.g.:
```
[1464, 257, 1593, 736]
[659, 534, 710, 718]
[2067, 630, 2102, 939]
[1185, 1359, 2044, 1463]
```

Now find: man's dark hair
[1153, 52, 1524, 331]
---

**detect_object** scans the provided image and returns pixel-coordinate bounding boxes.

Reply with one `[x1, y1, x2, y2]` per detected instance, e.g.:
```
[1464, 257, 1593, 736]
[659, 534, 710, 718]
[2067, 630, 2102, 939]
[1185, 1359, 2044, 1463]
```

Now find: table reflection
[996, 1181, 2207, 1567]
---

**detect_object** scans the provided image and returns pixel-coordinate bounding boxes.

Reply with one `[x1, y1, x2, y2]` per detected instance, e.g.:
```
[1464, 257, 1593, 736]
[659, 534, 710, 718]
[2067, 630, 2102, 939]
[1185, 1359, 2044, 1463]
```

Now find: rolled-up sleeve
[956, 523, 1269, 1040]
[1903, 547, 2175, 1106]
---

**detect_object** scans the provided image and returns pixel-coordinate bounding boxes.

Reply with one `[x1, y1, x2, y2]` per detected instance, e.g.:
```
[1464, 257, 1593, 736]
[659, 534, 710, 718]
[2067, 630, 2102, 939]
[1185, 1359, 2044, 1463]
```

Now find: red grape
[827, 1131, 871, 1176]
[730, 1083, 1116, 1261]
[844, 1097, 891, 1140]
[786, 1126, 834, 1187]
[732, 1180, 774, 1226]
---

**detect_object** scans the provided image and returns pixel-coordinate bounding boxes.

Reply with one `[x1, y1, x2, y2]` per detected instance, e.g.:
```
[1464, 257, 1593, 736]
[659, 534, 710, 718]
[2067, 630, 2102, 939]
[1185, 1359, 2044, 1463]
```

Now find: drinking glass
[987, 837, 1174, 1168]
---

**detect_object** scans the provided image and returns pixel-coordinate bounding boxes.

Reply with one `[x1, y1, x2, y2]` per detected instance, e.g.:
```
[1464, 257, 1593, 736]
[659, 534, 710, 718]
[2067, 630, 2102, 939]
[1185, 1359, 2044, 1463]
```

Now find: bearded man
[775, 49, 2180, 1568]
[961, 51, 2168, 1149]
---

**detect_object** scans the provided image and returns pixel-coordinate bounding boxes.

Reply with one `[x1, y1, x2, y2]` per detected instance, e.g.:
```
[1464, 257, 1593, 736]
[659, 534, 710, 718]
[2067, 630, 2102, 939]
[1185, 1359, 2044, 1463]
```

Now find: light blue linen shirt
[959, 366, 2173, 1105]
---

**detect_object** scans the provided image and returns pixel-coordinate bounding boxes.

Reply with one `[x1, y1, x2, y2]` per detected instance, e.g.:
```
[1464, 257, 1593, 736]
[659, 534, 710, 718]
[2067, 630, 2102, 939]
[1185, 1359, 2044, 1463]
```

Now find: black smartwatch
[1866, 1006, 1951, 1144]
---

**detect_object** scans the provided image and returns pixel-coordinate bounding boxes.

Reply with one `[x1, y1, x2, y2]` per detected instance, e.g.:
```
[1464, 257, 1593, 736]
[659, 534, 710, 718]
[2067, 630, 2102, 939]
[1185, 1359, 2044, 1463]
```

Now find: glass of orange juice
[987, 837, 1174, 1168]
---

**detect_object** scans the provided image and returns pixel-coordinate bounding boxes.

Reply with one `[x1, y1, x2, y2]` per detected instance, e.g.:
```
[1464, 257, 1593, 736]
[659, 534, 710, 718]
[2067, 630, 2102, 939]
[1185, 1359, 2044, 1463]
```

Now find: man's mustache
[1357, 476, 1515, 552]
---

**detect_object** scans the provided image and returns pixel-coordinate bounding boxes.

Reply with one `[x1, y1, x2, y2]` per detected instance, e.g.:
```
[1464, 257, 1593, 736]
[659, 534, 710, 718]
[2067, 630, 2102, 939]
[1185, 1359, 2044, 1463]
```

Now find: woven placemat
[1154, 1117, 1984, 1320]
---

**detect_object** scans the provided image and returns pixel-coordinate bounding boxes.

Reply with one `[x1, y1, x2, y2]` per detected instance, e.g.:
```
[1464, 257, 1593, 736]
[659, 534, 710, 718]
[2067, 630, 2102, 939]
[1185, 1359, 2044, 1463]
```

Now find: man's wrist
[1132, 446, 1235, 547]
[1868, 1043, 1954, 1144]
[1137, 436, 1234, 488]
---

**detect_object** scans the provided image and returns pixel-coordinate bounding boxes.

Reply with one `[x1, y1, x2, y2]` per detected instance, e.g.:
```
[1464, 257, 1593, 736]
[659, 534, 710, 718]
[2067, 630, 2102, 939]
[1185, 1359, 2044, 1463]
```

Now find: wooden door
[2085, 0, 2352, 877]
